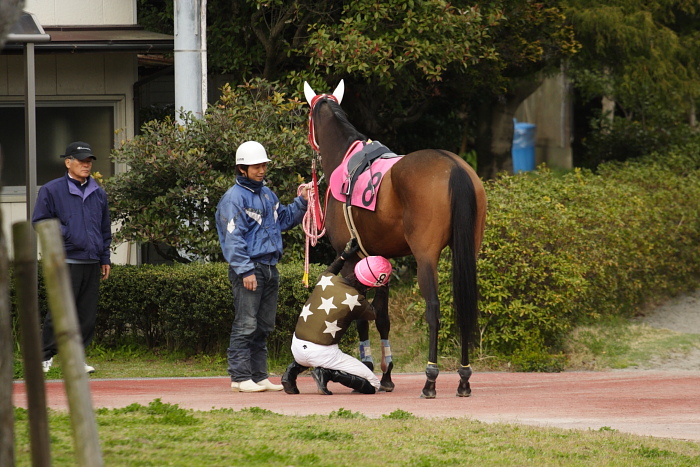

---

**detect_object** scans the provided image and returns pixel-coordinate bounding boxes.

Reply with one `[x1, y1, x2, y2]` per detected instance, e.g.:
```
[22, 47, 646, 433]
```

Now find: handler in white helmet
[216, 141, 309, 392]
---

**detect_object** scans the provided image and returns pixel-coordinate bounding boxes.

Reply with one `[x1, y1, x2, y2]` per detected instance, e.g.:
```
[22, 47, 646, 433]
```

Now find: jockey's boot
[311, 367, 333, 395]
[281, 361, 308, 394]
[330, 370, 376, 394]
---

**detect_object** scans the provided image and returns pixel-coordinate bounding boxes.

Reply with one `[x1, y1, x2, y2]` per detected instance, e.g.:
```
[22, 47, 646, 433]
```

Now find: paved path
[13, 371, 700, 442]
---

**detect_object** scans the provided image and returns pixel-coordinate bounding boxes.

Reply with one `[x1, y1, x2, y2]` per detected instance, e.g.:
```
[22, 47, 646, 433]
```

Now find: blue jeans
[227, 263, 279, 383]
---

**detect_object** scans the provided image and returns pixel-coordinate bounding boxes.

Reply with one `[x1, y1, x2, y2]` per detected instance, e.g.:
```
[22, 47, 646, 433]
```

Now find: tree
[138, 0, 578, 178]
[563, 0, 700, 166]
[105, 80, 313, 263]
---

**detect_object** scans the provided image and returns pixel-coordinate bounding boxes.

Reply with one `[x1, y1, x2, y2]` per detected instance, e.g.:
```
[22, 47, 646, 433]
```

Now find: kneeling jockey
[282, 254, 392, 395]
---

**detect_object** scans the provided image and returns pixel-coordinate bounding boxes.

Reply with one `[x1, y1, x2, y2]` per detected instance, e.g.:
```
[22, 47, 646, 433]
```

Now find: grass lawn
[12, 402, 700, 466]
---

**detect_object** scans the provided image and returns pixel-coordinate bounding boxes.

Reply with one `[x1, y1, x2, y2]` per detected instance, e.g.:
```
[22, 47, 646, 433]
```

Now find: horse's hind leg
[372, 286, 394, 392]
[416, 257, 440, 399]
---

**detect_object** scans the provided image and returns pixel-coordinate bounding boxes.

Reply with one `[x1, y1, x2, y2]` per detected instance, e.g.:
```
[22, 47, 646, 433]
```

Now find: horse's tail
[448, 164, 479, 351]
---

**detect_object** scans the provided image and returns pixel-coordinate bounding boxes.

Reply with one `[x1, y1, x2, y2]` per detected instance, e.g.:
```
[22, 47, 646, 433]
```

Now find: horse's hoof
[380, 379, 395, 392]
[421, 379, 436, 399]
[380, 361, 394, 392]
[457, 366, 472, 397]
[456, 384, 472, 397]
[362, 361, 374, 372]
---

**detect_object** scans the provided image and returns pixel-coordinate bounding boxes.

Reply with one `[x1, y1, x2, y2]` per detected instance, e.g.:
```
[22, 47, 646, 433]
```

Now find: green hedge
[96, 262, 333, 359]
[427, 141, 700, 365]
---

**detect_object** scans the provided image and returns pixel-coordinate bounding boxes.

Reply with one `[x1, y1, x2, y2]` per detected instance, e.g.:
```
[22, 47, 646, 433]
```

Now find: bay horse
[303, 80, 487, 398]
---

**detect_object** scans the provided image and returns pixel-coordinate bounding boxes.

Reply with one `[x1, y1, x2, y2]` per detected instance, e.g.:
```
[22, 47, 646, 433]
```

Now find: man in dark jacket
[32, 141, 112, 374]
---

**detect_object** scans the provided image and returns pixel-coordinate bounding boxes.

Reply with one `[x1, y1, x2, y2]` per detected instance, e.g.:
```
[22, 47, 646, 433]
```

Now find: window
[0, 103, 114, 194]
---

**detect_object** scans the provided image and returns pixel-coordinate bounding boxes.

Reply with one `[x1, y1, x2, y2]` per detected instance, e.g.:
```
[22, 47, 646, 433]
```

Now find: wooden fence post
[13, 221, 52, 466]
[35, 219, 103, 467]
[0, 209, 15, 467]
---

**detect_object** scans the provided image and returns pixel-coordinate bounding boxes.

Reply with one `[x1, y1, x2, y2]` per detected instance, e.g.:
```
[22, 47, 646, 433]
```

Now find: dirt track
[13, 370, 700, 442]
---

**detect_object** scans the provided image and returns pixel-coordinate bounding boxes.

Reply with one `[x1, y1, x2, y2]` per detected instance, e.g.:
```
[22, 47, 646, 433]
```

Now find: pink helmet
[354, 256, 392, 287]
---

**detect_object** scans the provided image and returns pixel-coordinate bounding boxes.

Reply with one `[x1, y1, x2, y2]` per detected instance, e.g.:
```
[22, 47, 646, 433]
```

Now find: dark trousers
[227, 263, 279, 383]
[41, 262, 101, 361]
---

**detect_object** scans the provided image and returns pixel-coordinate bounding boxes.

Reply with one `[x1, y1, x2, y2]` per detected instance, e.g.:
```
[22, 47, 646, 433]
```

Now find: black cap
[61, 141, 96, 160]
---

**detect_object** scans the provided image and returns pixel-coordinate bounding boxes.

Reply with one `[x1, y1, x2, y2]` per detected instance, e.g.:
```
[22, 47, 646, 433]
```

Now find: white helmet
[236, 141, 272, 165]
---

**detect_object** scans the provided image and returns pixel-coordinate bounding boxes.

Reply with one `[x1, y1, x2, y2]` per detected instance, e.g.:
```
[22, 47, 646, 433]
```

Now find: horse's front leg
[372, 285, 394, 392]
[417, 261, 440, 399]
[356, 319, 374, 371]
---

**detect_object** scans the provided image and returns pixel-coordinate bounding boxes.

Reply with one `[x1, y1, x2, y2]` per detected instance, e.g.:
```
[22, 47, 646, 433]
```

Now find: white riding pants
[291, 334, 380, 390]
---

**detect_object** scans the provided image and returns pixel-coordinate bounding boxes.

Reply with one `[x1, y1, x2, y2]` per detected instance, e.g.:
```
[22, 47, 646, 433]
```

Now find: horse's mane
[313, 97, 367, 143]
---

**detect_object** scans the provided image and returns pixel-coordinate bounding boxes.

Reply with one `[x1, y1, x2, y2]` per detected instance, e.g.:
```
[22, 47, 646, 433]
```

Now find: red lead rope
[300, 158, 327, 287]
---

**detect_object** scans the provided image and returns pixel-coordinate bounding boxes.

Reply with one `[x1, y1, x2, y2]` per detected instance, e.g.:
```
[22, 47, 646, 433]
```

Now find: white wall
[24, 0, 137, 26]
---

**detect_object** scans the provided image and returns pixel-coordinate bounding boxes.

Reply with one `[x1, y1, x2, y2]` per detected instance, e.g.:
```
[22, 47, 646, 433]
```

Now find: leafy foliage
[105, 80, 315, 263]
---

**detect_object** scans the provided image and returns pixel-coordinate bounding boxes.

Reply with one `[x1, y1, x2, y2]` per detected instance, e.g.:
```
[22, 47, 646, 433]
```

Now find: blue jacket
[216, 177, 307, 277]
[32, 173, 112, 265]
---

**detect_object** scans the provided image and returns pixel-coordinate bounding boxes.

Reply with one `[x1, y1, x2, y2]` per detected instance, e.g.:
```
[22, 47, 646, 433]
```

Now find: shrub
[96, 261, 336, 359]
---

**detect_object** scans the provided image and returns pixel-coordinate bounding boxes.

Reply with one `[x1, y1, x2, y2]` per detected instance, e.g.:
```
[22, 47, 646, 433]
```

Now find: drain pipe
[174, 0, 207, 124]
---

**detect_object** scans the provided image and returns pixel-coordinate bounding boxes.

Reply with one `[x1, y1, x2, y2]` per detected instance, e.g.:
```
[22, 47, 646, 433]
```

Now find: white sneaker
[42, 358, 53, 374]
[84, 363, 95, 374]
[256, 378, 283, 391]
[231, 379, 266, 392]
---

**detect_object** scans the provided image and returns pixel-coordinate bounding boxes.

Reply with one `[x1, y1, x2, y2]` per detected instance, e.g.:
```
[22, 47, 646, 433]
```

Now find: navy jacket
[32, 173, 112, 265]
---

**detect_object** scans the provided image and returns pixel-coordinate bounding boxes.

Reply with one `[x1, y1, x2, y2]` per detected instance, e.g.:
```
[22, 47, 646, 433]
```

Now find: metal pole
[13, 221, 51, 467]
[174, 0, 207, 124]
[24, 42, 38, 223]
[36, 219, 103, 467]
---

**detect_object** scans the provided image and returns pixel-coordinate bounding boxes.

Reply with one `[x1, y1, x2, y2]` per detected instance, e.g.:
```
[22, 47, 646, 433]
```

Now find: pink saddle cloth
[329, 141, 402, 211]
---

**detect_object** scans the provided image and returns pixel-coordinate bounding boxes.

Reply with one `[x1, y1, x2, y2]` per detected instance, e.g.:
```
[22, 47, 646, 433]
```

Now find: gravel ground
[634, 289, 700, 371]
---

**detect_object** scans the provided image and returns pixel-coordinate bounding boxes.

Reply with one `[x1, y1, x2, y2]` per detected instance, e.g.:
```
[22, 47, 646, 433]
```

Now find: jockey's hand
[341, 238, 360, 260]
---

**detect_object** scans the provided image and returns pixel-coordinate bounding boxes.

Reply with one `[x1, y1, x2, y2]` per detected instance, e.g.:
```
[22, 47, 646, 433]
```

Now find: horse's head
[304, 79, 345, 108]
[304, 80, 345, 153]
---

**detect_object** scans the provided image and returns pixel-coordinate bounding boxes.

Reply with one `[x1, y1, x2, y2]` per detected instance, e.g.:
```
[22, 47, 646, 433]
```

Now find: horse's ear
[303, 81, 316, 106]
[332, 79, 345, 104]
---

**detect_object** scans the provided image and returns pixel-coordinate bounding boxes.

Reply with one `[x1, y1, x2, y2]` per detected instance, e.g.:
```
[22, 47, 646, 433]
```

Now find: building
[0, 0, 173, 263]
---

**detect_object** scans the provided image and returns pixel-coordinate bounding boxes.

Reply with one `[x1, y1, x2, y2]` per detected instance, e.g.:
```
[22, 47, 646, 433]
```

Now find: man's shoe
[311, 367, 333, 395]
[256, 378, 283, 391]
[84, 363, 95, 374]
[42, 358, 53, 374]
[231, 379, 266, 393]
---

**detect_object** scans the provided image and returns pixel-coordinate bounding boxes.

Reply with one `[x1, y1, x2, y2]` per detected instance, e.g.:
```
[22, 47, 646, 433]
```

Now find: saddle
[330, 140, 402, 211]
[328, 140, 402, 258]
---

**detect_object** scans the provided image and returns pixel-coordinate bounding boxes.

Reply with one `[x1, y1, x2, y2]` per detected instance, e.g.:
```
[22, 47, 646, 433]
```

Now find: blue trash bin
[512, 122, 536, 173]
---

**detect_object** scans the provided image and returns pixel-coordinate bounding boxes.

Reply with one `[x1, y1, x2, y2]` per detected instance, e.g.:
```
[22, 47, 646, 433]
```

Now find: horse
[303, 80, 487, 398]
